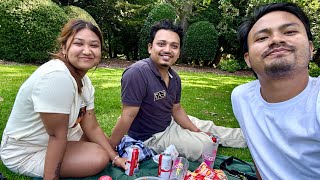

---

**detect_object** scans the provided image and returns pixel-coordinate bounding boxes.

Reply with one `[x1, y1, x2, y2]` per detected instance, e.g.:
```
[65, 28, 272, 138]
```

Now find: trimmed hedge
[183, 21, 218, 65]
[0, 0, 97, 64]
[0, 0, 68, 63]
[63, 6, 97, 26]
[138, 3, 176, 59]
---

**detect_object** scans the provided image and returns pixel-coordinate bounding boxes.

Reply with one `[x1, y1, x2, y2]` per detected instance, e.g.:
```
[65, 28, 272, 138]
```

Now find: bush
[0, 0, 69, 63]
[63, 6, 97, 26]
[238, 60, 250, 70]
[0, 1, 98, 64]
[309, 62, 320, 77]
[218, 59, 242, 73]
[183, 21, 218, 65]
[138, 3, 176, 59]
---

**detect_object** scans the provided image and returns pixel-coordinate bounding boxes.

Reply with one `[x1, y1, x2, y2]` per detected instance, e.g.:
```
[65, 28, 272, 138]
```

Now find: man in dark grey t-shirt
[110, 20, 246, 161]
[121, 57, 182, 141]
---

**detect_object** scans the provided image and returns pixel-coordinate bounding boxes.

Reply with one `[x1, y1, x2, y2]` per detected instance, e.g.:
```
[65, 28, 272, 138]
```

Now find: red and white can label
[158, 153, 172, 180]
[125, 145, 140, 176]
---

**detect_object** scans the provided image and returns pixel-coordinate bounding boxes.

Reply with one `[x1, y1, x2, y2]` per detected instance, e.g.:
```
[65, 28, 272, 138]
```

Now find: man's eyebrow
[155, 39, 179, 45]
[253, 22, 301, 36]
[279, 22, 301, 30]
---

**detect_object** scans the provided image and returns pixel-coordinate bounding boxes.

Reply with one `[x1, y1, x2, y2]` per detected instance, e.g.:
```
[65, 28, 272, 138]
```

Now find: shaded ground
[0, 59, 253, 77]
[100, 59, 253, 77]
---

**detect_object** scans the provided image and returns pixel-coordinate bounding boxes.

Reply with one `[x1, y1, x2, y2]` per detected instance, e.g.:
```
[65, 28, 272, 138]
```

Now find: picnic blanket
[34, 155, 256, 180]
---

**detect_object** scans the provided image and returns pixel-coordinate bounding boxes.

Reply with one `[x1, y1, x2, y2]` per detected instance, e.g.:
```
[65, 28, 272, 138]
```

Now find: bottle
[201, 134, 220, 168]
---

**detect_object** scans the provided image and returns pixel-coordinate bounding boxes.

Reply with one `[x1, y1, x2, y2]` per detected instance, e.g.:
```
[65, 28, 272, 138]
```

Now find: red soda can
[125, 145, 140, 176]
[158, 153, 172, 180]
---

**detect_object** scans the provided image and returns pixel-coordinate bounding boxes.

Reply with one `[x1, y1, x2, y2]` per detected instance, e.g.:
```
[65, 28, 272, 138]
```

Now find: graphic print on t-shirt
[154, 90, 166, 101]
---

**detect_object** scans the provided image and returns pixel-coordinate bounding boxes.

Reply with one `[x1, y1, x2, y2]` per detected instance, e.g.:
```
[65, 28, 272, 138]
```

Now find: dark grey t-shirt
[121, 58, 181, 141]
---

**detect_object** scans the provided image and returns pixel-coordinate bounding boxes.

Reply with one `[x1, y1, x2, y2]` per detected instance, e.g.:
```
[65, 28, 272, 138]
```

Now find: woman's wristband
[112, 155, 120, 167]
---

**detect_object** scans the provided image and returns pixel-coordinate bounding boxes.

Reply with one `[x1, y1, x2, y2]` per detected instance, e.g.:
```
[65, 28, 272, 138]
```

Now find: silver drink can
[158, 153, 172, 180]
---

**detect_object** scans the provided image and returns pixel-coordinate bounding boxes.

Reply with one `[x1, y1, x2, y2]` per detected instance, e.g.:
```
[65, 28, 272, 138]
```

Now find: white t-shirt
[231, 77, 320, 180]
[4, 59, 95, 146]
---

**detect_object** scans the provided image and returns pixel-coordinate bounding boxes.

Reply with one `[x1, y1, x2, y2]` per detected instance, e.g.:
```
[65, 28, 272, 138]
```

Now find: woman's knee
[91, 147, 110, 170]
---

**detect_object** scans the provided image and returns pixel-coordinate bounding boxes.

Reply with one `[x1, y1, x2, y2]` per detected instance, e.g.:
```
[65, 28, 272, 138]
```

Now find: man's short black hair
[238, 2, 313, 54]
[148, 20, 184, 47]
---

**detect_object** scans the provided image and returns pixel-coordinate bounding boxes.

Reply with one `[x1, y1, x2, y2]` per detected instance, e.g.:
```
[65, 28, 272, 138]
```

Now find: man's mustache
[262, 44, 295, 58]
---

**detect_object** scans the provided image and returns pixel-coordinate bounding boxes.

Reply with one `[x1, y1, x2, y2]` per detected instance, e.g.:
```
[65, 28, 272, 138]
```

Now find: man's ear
[244, 52, 251, 68]
[309, 41, 314, 59]
[148, 43, 152, 54]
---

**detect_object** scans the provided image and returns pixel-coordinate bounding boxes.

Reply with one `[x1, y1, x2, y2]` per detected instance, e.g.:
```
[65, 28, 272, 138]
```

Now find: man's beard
[161, 64, 169, 67]
[265, 59, 294, 79]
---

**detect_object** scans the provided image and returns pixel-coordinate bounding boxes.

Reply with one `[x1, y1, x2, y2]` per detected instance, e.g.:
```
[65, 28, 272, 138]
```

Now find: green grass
[0, 64, 254, 179]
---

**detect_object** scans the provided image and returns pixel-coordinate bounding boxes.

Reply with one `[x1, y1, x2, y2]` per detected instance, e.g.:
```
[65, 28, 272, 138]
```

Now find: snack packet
[184, 162, 228, 180]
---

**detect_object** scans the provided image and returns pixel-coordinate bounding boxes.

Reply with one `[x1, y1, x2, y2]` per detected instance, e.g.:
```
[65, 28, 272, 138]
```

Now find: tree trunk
[107, 32, 113, 58]
[133, 44, 138, 60]
[213, 48, 222, 66]
[179, 1, 193, 33]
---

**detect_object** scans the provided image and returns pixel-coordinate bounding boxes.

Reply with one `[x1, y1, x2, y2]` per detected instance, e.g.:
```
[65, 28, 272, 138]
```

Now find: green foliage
[138, 3, 176, 59]
[189, 2, 220, 25]
[218, 59, 242, 73]
[238, 60, 250, 70]
[0, 1, 98, 64]
[0, 0, 69, 63]
[309, 62, 320, 77]
[183, 21, 218, 65]
[63, 5, 97, 25]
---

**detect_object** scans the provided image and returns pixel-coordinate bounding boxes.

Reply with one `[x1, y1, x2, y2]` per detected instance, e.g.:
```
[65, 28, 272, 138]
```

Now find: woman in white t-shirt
[0, 19, 127, 179]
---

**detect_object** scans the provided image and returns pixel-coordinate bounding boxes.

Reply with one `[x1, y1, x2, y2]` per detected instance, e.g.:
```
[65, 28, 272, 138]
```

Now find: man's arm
[110, 105, 140, 149]
[253, 160, 262, 180]
[172, 103, 199, 132]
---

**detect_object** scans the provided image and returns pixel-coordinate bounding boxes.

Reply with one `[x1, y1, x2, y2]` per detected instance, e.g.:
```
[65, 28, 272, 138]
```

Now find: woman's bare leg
[59, 141, 110, 178]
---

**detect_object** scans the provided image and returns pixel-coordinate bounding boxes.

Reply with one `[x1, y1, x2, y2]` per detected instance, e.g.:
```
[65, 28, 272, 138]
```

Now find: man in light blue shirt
[232, 2, 320, 180]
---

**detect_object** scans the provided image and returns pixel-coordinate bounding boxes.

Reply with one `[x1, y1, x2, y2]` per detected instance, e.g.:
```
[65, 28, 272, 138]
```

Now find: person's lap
[144, 117, 212, 161]
[144, 115, 247, 161]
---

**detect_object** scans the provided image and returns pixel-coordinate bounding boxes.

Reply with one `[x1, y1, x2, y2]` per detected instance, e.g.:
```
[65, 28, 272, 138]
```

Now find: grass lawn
[0, 63, 254, 179]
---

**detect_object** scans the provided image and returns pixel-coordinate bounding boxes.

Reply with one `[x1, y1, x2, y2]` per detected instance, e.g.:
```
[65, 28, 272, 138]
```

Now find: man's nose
[164, 45, 171, 52]
[269, 32, 285, 46]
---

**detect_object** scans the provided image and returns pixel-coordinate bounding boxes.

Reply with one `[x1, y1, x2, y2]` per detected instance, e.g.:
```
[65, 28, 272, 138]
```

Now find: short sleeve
[121, 67, 147, 106]
[32, 71, 75, 114]
[175, 75, 182, 104]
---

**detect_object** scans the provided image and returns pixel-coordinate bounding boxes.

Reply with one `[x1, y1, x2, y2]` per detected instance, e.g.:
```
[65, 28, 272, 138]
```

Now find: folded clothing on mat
[116, 135, 154, 162]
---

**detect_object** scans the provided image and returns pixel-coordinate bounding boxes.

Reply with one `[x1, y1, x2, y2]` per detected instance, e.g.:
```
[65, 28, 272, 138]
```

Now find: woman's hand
[114, 157, 128, 170]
